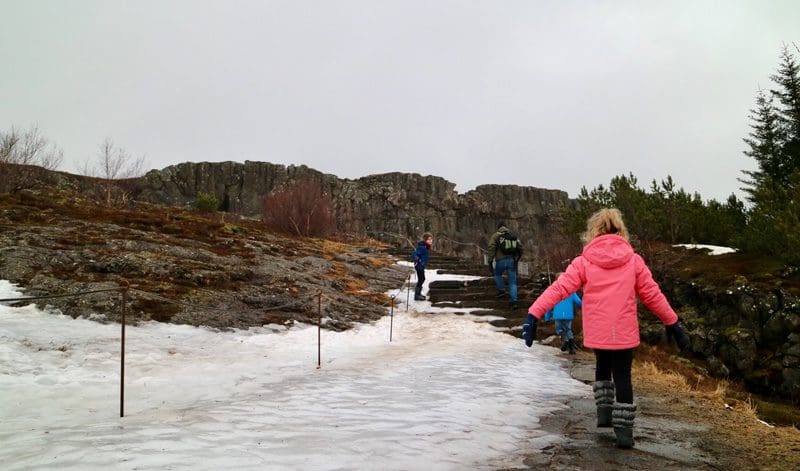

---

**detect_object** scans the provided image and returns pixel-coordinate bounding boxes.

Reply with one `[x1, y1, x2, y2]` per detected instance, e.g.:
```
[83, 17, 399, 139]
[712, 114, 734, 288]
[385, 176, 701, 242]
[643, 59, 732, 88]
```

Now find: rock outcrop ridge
[138, 161, 574, 260]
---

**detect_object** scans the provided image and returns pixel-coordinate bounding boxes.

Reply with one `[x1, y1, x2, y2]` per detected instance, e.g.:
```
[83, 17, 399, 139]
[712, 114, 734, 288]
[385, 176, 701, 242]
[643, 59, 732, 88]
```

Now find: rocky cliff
[138, 161, 575, 262]
[636, 247, 800, 403]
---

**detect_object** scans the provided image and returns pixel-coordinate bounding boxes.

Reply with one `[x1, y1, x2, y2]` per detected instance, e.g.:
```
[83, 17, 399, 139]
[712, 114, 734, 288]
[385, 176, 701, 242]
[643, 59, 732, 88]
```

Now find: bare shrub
[261, 179, 334, 237]
[83, 138, 147, 205]
[97, 138, 146, 205]
[0, 125, 63, 193]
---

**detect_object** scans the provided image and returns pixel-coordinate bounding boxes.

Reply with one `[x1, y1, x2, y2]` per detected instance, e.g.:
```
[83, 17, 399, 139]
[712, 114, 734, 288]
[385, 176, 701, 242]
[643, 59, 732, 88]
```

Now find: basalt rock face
[640, 269, 800, 402]
[139, 161, 326, 215]
[138, 161, 575, 259]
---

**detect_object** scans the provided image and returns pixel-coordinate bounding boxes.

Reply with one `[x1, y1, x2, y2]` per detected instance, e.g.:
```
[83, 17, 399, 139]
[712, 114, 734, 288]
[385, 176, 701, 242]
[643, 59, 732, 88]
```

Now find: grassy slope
[633, 345, 800, 468]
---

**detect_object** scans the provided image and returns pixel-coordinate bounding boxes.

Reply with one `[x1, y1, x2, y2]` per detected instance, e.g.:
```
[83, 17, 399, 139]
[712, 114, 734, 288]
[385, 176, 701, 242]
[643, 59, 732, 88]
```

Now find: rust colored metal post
[317, 292, 322, 369]
[120, 283, 128, 418]
[389, 295, 395, 342]
[406, 273, 411, 312]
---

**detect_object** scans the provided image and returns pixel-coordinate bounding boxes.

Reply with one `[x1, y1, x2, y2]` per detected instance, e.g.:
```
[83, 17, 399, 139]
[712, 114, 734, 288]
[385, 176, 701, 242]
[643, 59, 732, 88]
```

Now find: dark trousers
[594, 348, 634, 404]
[415, 267, 425, 297]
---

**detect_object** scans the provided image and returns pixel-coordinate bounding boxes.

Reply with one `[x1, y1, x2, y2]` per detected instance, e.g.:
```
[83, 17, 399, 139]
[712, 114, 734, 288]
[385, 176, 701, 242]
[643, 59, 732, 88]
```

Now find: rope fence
[128, 288, 315, 315]
[0, 286, 128, 303]
[1, 283, 131, 417]
[435, 235, 488, 253]
[387, 270, 417, 342]
[0, 267, 420, 417]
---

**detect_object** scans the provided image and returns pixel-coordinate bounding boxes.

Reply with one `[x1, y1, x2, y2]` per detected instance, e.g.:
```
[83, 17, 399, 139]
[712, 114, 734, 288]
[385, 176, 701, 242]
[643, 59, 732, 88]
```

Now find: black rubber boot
[612, 402, 637, 449]
[560, 336, 568, 352]
[593, 381, 615, 428]
[568, 339, 576, 355]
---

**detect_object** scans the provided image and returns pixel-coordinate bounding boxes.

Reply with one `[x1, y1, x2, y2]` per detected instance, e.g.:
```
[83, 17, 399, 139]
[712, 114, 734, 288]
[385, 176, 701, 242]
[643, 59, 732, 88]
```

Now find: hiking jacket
[487, 226, 522, 261]
[543, 292, 582, 322]
[528, 234, 677, 350]
[412, 240, 431, 270]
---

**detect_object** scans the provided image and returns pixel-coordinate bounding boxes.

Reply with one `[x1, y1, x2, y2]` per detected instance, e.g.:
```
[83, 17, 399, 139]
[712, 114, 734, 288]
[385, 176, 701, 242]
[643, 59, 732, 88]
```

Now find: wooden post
[389, 295, 395, 342]
[120, 282, 128, 418]
[406, 273, 411, 312]
[317, 291, 322, 369]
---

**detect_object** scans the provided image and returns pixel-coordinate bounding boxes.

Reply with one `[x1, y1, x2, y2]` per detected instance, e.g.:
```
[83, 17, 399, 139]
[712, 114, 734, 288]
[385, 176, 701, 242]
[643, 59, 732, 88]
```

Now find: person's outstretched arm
[528, 258, 584, 320]
[633, 254, 678, 326]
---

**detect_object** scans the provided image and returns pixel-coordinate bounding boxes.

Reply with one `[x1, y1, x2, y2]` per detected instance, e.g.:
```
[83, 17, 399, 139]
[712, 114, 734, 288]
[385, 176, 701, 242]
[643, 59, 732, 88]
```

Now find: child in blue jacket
[544, 278, 582, 354]
[411, 232, 433, 301]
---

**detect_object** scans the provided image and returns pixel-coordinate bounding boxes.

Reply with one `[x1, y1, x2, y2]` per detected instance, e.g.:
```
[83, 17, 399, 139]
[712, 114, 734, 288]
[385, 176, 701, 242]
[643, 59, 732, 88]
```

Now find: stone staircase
[414, 252, 561, 338]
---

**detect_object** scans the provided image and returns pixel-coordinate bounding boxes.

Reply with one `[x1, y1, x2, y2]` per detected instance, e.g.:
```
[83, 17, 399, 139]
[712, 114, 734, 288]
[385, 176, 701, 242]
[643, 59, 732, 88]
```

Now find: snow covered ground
[673, 243, 737, 255]
[0, 267, 587, 470]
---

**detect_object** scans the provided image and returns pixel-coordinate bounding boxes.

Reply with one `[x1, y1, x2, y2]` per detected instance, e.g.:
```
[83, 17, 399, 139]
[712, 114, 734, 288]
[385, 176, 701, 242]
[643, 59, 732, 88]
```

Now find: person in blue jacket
[543, 274, 582, 354]
[411, 232, 433, 301]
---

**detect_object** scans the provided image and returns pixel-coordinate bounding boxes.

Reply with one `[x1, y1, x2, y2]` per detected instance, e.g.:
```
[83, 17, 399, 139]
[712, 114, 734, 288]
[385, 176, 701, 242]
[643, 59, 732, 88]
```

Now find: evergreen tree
[740, 89, 783, 198]
[770, 44, 800, 168]
[742, 45, 800, 262]
[565, 173, 742, 246]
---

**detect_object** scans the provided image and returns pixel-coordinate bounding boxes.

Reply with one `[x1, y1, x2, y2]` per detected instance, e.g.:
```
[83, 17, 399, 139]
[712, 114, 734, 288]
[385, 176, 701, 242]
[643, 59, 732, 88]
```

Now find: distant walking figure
[487, 222, 523, 309]
[411, 232, 433, 301]
[522, 208, 689, 448]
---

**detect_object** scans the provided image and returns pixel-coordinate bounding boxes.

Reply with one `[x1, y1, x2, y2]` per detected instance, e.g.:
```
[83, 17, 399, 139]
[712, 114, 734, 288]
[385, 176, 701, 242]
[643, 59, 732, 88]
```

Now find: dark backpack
[497, 231, 520, 255]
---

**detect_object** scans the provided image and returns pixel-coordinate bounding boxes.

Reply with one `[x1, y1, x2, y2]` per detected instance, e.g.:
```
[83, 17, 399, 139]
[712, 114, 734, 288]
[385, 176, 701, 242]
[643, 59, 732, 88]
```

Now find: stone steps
[409, 254, 559, 338]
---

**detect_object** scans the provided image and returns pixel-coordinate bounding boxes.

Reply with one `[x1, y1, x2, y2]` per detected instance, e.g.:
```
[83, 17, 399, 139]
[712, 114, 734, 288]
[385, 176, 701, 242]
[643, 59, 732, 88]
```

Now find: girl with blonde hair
[523, 208, 688, 448]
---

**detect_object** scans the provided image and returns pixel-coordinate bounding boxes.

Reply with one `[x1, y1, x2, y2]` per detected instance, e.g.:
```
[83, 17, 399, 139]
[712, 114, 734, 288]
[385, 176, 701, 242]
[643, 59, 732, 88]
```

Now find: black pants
[415, 267, 425, 296]
[594, 348, 634, 404]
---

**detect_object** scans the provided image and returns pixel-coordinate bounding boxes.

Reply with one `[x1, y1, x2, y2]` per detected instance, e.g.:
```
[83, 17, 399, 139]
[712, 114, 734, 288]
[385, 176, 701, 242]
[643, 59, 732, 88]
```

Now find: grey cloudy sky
[2, 1, 798, 201]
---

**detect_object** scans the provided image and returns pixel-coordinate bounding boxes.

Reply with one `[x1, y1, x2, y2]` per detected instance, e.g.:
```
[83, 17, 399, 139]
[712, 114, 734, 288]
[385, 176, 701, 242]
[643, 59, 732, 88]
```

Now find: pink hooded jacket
[528, 234, 678, 350]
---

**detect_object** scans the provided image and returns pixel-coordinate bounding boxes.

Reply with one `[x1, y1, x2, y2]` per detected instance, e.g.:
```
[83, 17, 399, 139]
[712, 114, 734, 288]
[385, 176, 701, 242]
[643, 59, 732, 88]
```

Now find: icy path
[0, 279, 586, 470]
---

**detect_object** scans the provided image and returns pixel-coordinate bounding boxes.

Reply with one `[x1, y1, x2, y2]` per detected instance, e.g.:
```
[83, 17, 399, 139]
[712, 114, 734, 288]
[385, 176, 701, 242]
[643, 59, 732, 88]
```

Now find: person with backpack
[411, 232, 433, 301]
[487, 222, 522, 309]
[522, 208, 689, 449]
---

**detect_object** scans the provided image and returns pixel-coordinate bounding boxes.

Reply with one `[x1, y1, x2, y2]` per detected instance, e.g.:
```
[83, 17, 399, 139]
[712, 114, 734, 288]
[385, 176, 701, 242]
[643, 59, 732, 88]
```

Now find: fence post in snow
[406, 272, 411, 312]
[120, 281, 129, 418]
[317, 291, 322, 369]
[389, 295, 395, 342]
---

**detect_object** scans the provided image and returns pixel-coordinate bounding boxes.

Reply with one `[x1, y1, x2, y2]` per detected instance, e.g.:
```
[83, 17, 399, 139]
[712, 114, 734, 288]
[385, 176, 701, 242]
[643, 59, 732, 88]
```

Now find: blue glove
[666, 321, 689, 351]
[523, 314, 538, 347]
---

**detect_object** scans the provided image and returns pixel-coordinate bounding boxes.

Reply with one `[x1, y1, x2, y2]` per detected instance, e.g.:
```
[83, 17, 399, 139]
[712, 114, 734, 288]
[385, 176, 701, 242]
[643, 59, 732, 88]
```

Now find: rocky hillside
[137, 161, 574, 261]
[6, 161, 575, 263]
[0, 189, 408, 331]
[3, 163, 800, 405]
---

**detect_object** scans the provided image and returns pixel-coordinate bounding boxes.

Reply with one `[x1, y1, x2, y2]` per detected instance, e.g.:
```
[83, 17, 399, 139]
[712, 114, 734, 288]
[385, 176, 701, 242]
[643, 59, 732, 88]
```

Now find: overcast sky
[1, 1, 798, 201]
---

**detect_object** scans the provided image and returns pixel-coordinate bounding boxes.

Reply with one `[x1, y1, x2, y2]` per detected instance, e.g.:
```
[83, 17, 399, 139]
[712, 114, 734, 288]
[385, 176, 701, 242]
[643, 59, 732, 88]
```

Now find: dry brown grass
[631, 346, 800, 469]
[321, 240, 350, 260]
[344, 278, 368, 293]
[365, 256, 394, 268]
[637, 360, 690, 390]
[328, 233, 392, 250]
